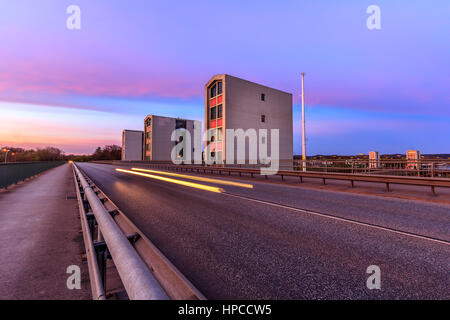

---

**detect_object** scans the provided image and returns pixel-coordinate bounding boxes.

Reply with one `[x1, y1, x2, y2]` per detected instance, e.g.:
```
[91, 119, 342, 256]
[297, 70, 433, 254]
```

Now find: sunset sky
[1, 0, 449, 155]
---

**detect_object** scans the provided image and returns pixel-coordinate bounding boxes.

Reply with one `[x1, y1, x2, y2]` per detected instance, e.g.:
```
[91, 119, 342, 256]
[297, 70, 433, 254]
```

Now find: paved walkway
[0, 163, 91, 299]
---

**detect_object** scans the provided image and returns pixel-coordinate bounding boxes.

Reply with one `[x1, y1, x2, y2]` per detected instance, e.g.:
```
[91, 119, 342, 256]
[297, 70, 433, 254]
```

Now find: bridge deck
[0, 163, 91, 299]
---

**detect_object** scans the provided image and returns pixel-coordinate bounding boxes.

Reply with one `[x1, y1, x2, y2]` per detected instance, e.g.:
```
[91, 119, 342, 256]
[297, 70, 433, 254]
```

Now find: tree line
[1, 145, 122, 162]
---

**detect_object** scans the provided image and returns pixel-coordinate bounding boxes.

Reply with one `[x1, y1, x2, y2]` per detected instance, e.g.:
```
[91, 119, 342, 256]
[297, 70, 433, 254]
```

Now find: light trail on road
[115, 168, 225, 193]
[131, 167, 254, 189]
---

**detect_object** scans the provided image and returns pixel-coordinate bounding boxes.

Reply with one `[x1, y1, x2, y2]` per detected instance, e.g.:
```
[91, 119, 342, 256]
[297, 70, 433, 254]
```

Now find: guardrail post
[386, 183, 390, 192]
[93, 241, 109, 290]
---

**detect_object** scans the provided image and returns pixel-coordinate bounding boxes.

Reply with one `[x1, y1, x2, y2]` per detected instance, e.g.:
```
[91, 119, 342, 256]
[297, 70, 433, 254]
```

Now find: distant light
[131, 168, 254, 189]
[115, 168, 224, 193]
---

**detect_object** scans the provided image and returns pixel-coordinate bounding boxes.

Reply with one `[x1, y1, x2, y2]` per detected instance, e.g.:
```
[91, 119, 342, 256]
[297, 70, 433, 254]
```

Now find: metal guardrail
[293, 159, 450, 178]
[73, 163, 205, 300]
[0, 161, 64, 189]
[73, 164, 168, 300]
[130, 163, 450, 196]
[92, 159, 450, 178]
[72, 168, 106, 300]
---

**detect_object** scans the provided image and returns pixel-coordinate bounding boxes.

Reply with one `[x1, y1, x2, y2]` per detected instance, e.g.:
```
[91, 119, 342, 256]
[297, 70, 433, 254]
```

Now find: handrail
[73, 164, 169, 300]
[72, 166, 106, 300]
[146, 163, 450, 182]
[0, 161, 64, 189]
[134, 163, 450, 195]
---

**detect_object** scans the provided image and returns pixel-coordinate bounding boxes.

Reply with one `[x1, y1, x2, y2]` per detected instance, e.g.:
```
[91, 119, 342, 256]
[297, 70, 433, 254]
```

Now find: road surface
[77, 163, 450, 299]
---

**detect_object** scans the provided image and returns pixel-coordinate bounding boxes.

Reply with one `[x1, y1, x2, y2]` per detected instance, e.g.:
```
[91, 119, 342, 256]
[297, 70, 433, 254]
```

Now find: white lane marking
[224, 193, 450, 246]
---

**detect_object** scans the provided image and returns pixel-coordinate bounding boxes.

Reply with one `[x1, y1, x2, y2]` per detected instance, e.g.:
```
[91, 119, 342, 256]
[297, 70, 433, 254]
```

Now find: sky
[0, 0, 449, 155]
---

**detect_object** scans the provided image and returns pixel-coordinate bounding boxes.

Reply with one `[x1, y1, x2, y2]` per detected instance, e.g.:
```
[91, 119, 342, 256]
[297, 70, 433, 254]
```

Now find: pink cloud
[0, 58, 203, 103]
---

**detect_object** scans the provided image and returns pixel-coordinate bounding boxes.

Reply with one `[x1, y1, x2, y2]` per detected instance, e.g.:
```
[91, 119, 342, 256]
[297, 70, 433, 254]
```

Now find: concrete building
[369, 151, 380, 169]
[406, 150, 421, 170]
[121, 130, 144, 161]
[143, 115, 201, 161]
[204, 74, 293, 165]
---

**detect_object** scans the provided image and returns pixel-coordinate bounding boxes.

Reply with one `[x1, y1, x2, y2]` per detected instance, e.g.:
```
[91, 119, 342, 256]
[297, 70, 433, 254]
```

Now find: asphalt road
[77, 163, 450, 299]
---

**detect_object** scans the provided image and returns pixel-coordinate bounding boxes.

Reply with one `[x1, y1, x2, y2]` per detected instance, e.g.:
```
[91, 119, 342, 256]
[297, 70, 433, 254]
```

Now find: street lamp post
[301, 73, 307, 172]
[3, 148, 10, 163]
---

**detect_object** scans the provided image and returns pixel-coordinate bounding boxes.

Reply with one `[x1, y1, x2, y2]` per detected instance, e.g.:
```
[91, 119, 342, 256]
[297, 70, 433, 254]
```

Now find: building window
[210, 106, 217, 120]
[218, 82, 223, 95]
[217, 104, 222, 118]
[261, 115, 266, 123]
[210, 84, 217, 98]
[261, 136, 266, 144]
[176, 119, 186, 129]
[261, 93, 265, 101]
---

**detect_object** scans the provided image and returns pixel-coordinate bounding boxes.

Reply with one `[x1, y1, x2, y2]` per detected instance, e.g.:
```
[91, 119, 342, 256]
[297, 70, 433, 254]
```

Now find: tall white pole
[301, 73, 306, 171]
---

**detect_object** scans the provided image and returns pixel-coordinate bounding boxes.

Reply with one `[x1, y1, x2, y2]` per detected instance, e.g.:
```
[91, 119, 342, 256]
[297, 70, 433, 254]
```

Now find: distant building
[204, 74, 293, 165]
[369, 151, 380, 169]
[143, 115, 201, 161]
[121, 130, 144, 161]
[406, 150, 420, 170]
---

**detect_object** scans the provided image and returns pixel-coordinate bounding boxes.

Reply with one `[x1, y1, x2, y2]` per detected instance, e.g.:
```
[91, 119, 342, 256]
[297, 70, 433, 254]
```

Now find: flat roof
[144, 114, 198, 122]
[207, 74, 293, 96]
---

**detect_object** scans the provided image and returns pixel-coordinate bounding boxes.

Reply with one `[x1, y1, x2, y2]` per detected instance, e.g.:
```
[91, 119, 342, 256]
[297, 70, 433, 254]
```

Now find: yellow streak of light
[115, 168, 225, 193]
[131, 168, 254, 189]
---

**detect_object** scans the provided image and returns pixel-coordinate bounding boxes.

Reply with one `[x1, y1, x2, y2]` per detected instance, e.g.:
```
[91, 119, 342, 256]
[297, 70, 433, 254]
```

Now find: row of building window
[210, 82, 223, 98]
[210, 104, 223, 120]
